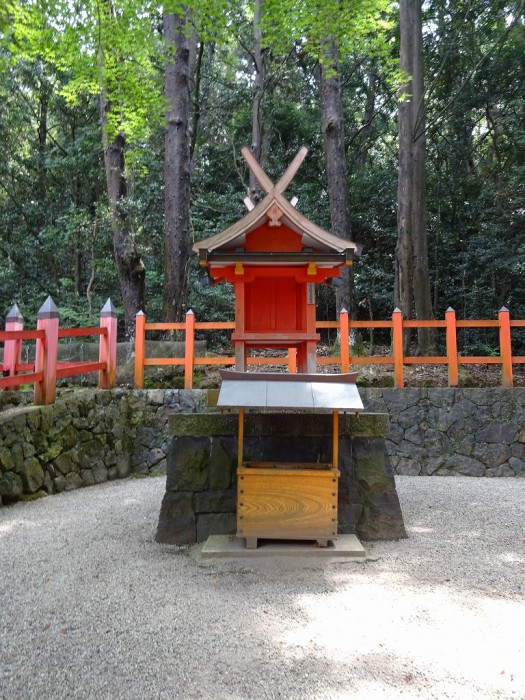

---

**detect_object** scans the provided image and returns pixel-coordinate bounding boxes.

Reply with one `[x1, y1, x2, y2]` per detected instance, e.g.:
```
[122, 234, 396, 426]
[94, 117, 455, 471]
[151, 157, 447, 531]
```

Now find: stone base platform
[201, 534, 367, 561]
[156, 411, 407, 545]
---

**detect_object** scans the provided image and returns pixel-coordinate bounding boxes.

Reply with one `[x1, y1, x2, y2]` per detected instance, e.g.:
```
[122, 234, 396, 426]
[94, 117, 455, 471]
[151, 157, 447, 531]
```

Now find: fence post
[134, 311, 146, 389]
[98, 299, 117, 389]
[34, 296, 59, 405]
[4, 304, 24, 379]
[446, 307, 459, 386]
[339, 308, 350, 373]
[392, 308, 404, 388]
[287, 348, 297, 373]
[184, 310, 195, 389]
[498, 307, 513, 388]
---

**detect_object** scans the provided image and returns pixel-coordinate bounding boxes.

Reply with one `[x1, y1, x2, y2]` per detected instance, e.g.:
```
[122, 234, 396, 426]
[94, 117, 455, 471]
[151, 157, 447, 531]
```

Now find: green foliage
[0, 0, 524, 359]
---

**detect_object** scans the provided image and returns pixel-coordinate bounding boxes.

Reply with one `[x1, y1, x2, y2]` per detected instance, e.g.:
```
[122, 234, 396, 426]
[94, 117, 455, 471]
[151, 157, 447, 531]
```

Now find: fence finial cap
[6, 303, 23, 323]
[100, 298, 117, 318]
[186, 309, 195, 316]
[446, 306, 455, 312]
[136, 310, 145, 317]
[393, 307, 402, 313]
[340, 307, 348, 314]
[499, 306, 509, 313]
[37, 296, 59, 319]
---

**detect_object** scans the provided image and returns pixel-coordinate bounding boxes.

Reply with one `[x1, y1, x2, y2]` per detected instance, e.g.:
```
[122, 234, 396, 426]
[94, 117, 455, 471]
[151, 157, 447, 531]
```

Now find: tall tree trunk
[396, 0, 433, 354]
[249, 0, 265, 202]
[163, 9, 192, 323]
[356, 66, 378, 173]
[97, 0, 145, 338]
[410, 0, 433, 352]
[101, 95, 145, 337]
[321, 38, 354, 317]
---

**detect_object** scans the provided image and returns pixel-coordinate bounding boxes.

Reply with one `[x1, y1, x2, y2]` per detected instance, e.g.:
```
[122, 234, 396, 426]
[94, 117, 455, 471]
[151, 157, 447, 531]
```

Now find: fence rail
[0, 297, 117, 404]
[134, 306, 524, 389]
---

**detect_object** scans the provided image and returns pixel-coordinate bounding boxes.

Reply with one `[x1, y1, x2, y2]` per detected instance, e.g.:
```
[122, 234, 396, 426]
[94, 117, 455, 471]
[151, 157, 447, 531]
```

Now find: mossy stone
[64, 472, 84, 491]
[54, 449, 79, 475]
[43, 441, 64, 463]
[78, 439, 105, 470]
[353, 438, 394, 492]
[155, 491, 196, 544]
[21, 490, 48, 502]
[10, 444, 25, 472]
[0, 471, 23, 501]
[26, 408, 42, 431]
[209, 438, 236, 489]
[21, 457, 45, 493]
[169, 413, 238, 437]
[166, 437, 209, 492]
[0, 446, 14, 471]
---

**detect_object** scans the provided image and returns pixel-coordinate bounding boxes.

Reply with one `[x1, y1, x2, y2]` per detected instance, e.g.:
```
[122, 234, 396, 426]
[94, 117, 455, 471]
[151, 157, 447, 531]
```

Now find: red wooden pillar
[234, 281, 246, 371]
[98, 298, 117, 389]
[34, 296, 59, 405]
[134, 311, 146, 388]
[304, 282, 317, 373]
[4, 304, 24, 379]
[499, 307, 513, 388]
[446, 307, 459, 387]
[339, 308, 350, 373]
[392, 308, 404, 388]
[184, 310, 195, 389]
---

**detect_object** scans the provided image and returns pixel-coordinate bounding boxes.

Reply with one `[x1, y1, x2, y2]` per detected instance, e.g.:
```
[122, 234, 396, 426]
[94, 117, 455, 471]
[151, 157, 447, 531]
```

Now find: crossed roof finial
[241, 146, 308, 199]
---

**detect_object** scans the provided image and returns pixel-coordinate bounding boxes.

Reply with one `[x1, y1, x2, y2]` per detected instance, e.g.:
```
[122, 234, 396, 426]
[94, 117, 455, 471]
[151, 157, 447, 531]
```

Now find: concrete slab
[200, 534, 367, 561]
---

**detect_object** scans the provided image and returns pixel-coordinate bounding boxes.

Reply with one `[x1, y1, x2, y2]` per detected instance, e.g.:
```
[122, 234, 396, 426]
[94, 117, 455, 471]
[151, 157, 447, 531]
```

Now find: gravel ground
[1, 475, 524, 700]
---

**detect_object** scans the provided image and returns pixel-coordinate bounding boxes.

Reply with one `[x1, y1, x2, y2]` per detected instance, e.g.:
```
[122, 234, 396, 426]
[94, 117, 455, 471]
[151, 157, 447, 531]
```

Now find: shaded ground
[1, 475, 524, 699]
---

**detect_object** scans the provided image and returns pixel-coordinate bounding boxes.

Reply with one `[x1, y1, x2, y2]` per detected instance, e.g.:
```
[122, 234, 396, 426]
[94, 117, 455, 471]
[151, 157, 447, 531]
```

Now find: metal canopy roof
[217, 370, 364, 413]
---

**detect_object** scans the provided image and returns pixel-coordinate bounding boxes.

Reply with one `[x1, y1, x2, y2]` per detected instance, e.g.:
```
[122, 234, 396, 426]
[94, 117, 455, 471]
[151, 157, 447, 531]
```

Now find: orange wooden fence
[0, 297, 117, 405]
[134, 306, 525, 389]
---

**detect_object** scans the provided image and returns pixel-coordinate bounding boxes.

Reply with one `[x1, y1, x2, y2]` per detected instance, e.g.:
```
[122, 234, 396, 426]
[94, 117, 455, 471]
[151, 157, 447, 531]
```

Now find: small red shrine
[193, 146, 359, 371]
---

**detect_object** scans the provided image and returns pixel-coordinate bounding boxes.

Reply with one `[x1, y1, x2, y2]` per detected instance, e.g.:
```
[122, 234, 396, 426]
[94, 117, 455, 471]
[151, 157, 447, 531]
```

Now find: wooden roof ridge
[193, 187, 358, 255]
[193, 146, 359, 255]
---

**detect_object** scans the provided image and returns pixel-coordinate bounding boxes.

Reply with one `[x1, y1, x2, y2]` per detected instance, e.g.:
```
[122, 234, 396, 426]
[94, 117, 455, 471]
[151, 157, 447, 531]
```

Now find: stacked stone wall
[360, 388, 525, 477]
[2, 386, 525, 508]
[0, 389, 206, 506]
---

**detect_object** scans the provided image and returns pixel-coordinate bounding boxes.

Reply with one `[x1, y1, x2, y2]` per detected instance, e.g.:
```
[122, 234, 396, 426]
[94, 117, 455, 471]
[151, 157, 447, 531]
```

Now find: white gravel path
[1, 475, 524, 700]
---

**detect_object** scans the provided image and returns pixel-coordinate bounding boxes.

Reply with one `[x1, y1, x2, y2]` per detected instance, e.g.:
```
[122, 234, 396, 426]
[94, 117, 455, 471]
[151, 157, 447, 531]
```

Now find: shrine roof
[192, 147, 359, 260]
[217, 370, 364, 413]
[193, 191, 358, 256]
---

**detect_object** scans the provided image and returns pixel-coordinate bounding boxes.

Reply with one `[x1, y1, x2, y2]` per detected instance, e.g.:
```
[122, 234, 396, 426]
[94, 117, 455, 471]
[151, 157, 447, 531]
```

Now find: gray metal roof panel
[217, 376, 363, 412]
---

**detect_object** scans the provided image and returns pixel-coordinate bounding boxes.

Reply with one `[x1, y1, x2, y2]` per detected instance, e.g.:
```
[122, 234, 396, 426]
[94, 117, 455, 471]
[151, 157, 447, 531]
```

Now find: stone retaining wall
[0, 389, 206, 506]
[2, 386, 525, 507]
[360, 388, 525, 477]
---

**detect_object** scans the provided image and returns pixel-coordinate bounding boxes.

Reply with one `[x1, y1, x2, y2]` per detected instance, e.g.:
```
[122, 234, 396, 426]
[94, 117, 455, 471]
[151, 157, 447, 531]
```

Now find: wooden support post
[392, 308, 404, 388]
[446, 307, 459, 387]
[287, 347, 297, 373]
[134, 311, 146, 389]
[234, 281, 246, 371]
[238, 408, 244, 469]
[339, 308, 349, 373]
[332, 410, 339, 469]
[4, 304, 24, 379]
[34, 296, 59, 406]
[499, 307, 513, 388]
[98, 299, 117, 389]
[184, 310, 195, 389]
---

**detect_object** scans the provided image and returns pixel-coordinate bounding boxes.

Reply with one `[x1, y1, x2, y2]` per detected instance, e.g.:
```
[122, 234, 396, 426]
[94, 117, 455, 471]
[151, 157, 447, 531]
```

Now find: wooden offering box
[237, 463, 339, 548]
[218, 370, 363, 549]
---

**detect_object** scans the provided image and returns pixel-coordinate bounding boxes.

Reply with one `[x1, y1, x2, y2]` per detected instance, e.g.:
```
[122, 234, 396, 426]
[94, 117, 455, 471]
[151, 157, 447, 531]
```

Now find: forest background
[0, 0, 524, 357]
